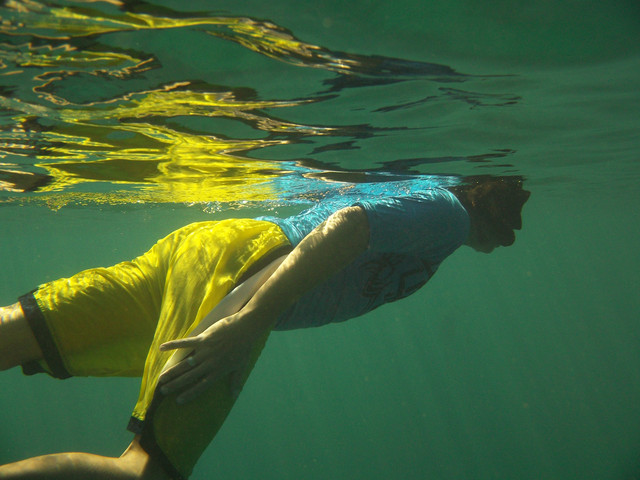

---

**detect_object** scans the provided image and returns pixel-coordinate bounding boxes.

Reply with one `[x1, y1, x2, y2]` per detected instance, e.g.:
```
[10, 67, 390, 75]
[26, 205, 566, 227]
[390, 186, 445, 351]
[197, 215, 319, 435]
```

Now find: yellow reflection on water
[0, 42, 151, 74]
[1, 0, 359, 74]
[1, 86, 309, 205]
[0, 49, 337, 206]
[0, 0, 366, 208]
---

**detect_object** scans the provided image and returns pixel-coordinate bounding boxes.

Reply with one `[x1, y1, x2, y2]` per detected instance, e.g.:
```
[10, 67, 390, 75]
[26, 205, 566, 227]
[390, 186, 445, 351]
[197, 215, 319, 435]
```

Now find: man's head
[450, 176, 531, 253]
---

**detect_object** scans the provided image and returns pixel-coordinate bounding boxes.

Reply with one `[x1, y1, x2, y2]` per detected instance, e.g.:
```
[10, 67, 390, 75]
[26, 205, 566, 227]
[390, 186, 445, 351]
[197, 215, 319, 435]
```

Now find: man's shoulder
[357, 187, 464, 218]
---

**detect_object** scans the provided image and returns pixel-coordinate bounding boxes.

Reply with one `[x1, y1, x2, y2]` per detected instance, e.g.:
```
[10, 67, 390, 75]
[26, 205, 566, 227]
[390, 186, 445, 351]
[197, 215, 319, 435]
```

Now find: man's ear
[467, 183, 490, 210]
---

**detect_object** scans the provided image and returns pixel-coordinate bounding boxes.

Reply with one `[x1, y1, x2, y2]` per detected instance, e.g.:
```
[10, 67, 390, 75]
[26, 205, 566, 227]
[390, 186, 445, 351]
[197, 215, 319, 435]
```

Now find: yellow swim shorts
[19, 219, 291, 479]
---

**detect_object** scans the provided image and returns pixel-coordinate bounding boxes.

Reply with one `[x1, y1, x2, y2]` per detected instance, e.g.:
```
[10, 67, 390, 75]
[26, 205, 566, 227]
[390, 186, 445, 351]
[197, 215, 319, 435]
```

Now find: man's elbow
[328, 206, 370, 252]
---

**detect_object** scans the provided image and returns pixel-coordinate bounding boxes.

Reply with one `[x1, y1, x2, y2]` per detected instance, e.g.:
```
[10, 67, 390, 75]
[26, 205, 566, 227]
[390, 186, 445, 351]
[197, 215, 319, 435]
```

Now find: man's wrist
[236, 303, 282, 336]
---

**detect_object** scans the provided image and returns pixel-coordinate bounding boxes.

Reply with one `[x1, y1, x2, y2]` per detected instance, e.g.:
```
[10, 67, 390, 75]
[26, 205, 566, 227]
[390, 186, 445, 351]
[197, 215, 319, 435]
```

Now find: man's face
[468, 208, 517, 253]
[465, 181, 526, 253]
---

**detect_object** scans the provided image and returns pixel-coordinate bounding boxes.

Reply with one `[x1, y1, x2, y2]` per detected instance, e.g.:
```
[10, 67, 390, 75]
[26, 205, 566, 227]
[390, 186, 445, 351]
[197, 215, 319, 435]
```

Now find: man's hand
[157, 309, 267, 405]
[157, 206, 370, 405]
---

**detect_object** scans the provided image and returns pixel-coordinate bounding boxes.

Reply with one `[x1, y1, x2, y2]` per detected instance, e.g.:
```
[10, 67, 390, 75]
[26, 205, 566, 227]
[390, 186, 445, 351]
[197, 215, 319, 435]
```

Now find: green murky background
[1, 1, 639, 478]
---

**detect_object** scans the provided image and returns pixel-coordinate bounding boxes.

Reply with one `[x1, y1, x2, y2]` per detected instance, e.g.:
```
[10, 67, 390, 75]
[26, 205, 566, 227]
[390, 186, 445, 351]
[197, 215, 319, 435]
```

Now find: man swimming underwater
[0, 175, 529, 479]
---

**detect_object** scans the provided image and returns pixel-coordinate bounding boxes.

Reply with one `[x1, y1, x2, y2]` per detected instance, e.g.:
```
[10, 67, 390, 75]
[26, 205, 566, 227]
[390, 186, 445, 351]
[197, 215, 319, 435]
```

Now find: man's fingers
[160, 361, 209, 395]
[154, 323, 254, 404]
[158, 353, 195, 385]
[159, 351, 231, 396]
[160, 337, 197, 352]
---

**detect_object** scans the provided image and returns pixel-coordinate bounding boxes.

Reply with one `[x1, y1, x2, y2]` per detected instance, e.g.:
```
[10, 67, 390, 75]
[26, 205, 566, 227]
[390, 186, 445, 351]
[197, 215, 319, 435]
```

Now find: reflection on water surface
[1, 0, 520, 207]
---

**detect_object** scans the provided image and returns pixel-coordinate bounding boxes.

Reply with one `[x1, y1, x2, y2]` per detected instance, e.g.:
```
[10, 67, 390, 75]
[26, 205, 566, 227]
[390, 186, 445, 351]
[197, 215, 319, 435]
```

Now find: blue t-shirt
[258, 185, 469, 330]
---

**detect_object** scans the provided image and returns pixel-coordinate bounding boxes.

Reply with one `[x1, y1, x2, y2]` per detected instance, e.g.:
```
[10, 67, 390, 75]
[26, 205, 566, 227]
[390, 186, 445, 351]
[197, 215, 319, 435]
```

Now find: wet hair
[449, 175, 531, 246]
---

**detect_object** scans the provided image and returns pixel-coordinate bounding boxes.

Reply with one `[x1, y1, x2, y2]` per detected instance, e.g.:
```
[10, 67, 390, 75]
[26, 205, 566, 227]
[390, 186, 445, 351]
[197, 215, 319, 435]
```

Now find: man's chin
[474, 244, 496, 254]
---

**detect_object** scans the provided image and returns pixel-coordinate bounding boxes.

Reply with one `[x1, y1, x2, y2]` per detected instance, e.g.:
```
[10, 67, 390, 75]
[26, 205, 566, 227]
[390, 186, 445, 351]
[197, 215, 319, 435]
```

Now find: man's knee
[121, 438, 171, 480]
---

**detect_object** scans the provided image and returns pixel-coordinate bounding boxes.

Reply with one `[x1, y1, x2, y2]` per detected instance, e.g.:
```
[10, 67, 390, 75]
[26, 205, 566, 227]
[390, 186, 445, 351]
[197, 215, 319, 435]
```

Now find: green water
[1, 1, 639, 479]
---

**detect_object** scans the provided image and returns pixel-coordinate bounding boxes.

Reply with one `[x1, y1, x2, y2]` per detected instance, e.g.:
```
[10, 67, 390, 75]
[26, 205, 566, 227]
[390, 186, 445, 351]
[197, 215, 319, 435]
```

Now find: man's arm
[158, 205, 370, 403]
[240, 205, 369, 329]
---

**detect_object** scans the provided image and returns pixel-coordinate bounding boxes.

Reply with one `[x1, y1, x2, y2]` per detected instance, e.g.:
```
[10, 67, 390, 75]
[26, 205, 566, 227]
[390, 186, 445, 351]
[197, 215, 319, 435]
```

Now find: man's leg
[0, 437, 169, 480]
[0, 303, 42, 371]
[0, 306, 170, 479]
